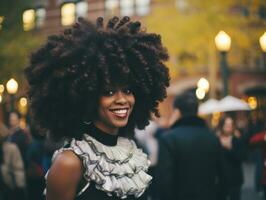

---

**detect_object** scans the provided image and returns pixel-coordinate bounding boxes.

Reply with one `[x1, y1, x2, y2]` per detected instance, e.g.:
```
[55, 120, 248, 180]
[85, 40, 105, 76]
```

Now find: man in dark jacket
[157, 92, 224, 200]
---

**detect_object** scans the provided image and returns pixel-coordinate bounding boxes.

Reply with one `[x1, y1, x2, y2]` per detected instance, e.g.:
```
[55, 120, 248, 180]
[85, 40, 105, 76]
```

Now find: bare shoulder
[46, 150, 83, 200]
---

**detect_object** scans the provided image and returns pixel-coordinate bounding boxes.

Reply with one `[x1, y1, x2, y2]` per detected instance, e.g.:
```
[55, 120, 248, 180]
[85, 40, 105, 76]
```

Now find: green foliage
[0, 0, 43, 83]
[0, 30, 44, 82]
[144, 0, 266, 78]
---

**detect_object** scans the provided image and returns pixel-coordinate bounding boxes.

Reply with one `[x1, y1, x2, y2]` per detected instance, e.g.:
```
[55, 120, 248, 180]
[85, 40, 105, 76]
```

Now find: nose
[114, 91, 127, 104]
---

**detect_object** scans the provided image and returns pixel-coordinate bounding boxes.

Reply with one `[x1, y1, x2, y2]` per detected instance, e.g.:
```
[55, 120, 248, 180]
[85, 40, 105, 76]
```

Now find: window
[136, 0, 150, 16]
[36, 8, 46, 28]
[120, 0, 134, 16]
[61, 3, 76, 26]
[0, 16, 4, 30]
[76, 1, 88, 18]
[23, 9, 35, 31]
[105, 0, 119, 11]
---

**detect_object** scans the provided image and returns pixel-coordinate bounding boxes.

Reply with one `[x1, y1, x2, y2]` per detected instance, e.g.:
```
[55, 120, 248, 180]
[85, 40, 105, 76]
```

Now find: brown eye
[102, 90, 115, 96]
[123, 88, 132, 95]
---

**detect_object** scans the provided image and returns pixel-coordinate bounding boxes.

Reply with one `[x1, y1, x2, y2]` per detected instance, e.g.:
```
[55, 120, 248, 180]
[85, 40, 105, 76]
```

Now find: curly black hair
[25, 16, 170, 140]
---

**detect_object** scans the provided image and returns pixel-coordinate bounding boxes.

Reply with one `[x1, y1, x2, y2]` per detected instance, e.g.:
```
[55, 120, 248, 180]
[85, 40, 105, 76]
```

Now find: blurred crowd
[135, 92, 266, 200]
[0, 111, 62, 200]
[0, 91, 266, 200]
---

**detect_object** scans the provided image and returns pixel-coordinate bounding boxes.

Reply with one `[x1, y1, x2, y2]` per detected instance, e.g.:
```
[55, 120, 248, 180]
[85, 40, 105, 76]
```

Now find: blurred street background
[0, 0, 266, 200]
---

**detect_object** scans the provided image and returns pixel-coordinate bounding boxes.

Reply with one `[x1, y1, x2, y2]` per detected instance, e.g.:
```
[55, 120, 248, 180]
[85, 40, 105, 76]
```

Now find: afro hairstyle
[25, 16, 170, 140]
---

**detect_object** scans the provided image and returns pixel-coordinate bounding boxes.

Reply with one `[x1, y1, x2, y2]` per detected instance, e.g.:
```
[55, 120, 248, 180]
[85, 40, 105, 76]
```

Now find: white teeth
[112, 109, 127, 114]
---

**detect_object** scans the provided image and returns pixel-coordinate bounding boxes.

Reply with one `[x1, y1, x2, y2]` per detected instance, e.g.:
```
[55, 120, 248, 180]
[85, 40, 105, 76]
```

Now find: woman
[25, 16, 170, 200]
[216, 115, 246, 200]
[0, 130, 26, 200]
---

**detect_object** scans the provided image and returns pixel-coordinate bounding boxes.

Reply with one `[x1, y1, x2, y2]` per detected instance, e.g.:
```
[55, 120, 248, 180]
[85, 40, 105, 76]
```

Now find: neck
[93, 121, 119, 136]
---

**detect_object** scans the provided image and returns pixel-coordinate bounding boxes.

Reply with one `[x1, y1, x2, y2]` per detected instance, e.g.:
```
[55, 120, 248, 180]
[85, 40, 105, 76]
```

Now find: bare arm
[46, 150, 83, 200]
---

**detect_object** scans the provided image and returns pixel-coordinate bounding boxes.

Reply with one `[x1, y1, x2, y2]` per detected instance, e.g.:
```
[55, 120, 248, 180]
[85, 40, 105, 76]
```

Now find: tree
[144, 0, 266, 78]
[0, 0, 44, 83]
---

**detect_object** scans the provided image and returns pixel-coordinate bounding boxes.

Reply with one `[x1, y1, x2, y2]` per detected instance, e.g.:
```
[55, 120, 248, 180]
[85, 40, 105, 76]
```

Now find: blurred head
[173, 91, 199, 118]
[219, 115, 235, 136]
[9, 111, 21, 129]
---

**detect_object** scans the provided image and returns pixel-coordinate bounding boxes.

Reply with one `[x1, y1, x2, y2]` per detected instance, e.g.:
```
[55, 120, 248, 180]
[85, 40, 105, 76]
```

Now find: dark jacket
[221, 135, 245, 188]
[8, 128, 29, 167]
[157, 116, 224, 200]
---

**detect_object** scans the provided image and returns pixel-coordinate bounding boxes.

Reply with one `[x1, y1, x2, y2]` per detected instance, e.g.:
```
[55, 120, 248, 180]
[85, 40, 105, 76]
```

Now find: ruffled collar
[48, 132, 152, 199]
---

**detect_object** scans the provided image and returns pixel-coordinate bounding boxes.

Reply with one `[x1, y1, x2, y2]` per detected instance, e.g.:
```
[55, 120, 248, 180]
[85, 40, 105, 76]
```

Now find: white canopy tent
[198, 95, 251, 115]
[198, 99, 219, 115]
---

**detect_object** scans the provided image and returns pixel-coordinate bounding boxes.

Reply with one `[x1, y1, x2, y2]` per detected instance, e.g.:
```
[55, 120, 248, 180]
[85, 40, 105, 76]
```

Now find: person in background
[249, 129, 266, 200]
[216, 115, 246, 200]
[135, 115, 162, 200]
[157, 91, 224, 200]
[26, 124, 46, 200]
[0, 129, 26, 200]
[8, 111, 30, 167]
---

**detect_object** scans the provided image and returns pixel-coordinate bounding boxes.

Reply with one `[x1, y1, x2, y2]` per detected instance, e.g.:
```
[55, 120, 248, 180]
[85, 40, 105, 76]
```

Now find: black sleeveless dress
[45, 124, 152, 200]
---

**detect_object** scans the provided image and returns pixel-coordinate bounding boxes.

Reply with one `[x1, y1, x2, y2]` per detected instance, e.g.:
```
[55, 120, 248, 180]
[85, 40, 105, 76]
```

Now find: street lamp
[259, 32, 266, 68]
[197, 78, 210, 93]
[6, 78, 18, 111]
[215, 31, 231, 97]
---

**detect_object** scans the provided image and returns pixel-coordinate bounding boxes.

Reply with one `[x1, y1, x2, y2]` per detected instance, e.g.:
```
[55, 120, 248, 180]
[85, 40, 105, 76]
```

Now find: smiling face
[93, 85, 135, 135]
[222, 117, 234, 136]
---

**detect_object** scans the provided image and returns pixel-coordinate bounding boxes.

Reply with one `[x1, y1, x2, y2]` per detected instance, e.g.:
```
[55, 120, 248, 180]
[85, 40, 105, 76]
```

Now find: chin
[113, 121, 128, 128]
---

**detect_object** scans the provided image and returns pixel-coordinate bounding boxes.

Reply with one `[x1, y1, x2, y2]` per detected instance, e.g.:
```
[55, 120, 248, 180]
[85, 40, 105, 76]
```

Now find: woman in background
[0, 130, 26, 200]
[216, 115, 246, 200]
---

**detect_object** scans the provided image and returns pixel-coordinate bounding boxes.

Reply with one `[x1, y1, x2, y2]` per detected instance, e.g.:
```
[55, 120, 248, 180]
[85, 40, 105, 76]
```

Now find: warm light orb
[215, 31, 231, 52]
[0, 16, 4, 30]
[259, 32, 266, 52]
[6, 78, 18, 95]
[0, 95, 2, 103]
[196, 88, 206, 100]
[0, 16, 4, 24]
[0, 84, 4, 93]
[23, 9, 35, 31]
[19, 97, 28, 107]
[248, 96, 257, 110]
[197, 78, 210, 93]
[61, 3, 76, 26]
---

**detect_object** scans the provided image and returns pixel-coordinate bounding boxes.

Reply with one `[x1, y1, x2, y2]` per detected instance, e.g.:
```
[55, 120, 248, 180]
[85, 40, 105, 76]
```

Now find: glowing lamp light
[0, 95, 2, 103]
[197, 78, 210, 93]
[6, 78, 18, 95]
[61, 3, 76, 26]
[19, 97, 28, 107]
[196, 88, 206, 100]
[248, 96, 257, 110]
[0, 16, 4, 24]
[0, 84, 4, 93]
[259, 32, 266, 52]
[215, 31, 231, 52]
[0, 16, 4, 30]
[23, 9, 35, 31]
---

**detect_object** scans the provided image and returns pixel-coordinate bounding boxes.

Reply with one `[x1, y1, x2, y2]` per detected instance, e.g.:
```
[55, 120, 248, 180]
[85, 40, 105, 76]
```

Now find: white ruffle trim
[51, 134, 152, 199]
